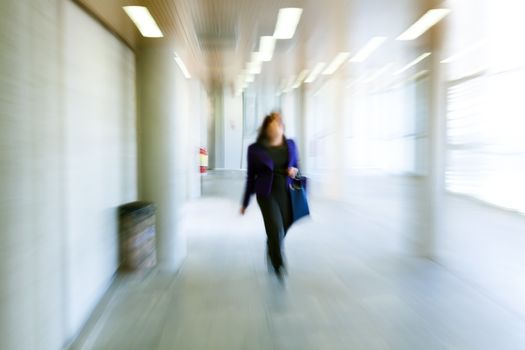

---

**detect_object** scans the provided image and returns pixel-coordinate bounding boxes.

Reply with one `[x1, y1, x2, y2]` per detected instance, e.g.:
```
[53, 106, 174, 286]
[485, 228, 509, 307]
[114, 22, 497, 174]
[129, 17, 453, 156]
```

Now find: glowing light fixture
[394, 52, 431, 75]
[323, 52, 351, 75]
[259, 36, 276, 61]
[123, 6, 163, 38]
[251, 52, 261, 62]
[247, 61, 262, 75]
[274, 8, 303, 39]
[293, 70, 310, 88]
[174, 53, 191, 79]
[363, 63, 394, 83]
[396, 9, 451, 41]
[349, 37, 387, 63]
[304, 63, 326, 83]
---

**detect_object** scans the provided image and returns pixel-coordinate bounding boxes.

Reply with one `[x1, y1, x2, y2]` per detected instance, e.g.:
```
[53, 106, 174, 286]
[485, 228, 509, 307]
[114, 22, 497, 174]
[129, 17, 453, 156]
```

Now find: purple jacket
[242, 138, 300, 208]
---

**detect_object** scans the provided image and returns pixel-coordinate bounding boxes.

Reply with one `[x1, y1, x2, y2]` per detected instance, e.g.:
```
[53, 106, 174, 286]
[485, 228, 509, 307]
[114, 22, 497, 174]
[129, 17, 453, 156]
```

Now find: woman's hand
[287, 167, 298, 178]
[240, 207, 247, 216]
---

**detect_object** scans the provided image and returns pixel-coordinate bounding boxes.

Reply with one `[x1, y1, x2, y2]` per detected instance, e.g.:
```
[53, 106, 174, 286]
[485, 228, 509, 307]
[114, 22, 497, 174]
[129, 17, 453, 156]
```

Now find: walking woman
[240, 112, 300, 281]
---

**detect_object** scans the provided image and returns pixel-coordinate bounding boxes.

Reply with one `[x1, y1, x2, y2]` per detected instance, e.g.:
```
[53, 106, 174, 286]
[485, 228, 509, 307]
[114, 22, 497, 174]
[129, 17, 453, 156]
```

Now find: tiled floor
[71, 171, 525, 350]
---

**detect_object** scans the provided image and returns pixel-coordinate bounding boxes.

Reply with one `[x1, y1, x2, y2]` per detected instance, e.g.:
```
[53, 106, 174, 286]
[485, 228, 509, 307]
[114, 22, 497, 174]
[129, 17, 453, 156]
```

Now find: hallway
[3, 1, 525, 349]
[71, 171, 525, 350]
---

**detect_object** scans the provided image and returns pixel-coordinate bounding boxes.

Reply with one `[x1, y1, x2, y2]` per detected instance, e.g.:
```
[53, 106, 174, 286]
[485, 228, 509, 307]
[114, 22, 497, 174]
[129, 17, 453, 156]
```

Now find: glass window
[445, 0, 525, 214]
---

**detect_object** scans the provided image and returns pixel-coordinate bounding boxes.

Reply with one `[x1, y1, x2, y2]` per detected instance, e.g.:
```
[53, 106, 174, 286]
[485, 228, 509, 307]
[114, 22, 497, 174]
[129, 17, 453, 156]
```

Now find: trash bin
[118, 201, 157, 271]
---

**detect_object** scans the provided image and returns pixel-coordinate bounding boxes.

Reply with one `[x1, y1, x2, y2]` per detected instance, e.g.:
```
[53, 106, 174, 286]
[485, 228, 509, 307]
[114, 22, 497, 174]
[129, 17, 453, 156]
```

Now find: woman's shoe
[275, 266, 285, 284]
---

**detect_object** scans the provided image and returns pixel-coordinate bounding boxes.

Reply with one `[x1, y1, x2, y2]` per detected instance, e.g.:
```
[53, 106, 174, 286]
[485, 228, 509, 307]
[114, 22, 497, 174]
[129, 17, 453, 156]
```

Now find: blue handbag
[289, 175, 310, 222]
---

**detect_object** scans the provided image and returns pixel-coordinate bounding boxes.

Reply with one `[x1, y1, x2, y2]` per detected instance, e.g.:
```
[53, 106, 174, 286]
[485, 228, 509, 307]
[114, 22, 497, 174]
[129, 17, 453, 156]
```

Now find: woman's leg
[257, 195, 285, 273]
[272, 188, 292, 274]
[275, 188, 293, 236]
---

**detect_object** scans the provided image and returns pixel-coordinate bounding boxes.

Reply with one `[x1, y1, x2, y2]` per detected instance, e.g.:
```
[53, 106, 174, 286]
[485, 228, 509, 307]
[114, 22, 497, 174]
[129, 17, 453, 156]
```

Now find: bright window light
[349, 37, 387, 63]
[396, 9, 451, 41]
[444, 0, 525, 214]
[123, 6, 163, 38]
[273, 8, 303, 40]
[441, 39, 487, 63]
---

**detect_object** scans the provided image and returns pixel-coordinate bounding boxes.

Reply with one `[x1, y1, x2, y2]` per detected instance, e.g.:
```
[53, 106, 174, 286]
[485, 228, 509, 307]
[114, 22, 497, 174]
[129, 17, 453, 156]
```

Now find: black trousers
[256, 176, 293, 272]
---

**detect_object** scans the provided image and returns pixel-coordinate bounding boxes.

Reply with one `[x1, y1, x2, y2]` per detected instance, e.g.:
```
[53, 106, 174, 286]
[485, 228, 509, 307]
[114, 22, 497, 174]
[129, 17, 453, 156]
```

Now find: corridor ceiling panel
[74, 0, 320, 86]
[74, 0, 426, 90]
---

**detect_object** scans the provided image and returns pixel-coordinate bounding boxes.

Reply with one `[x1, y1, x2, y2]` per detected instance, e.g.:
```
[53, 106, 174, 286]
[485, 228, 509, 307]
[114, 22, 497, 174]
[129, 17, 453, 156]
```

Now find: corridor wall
[0, 1, 137, 348]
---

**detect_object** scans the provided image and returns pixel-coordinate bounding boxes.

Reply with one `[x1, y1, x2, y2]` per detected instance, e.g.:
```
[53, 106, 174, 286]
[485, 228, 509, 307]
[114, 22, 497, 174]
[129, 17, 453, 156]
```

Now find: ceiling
[74, 0, 430, 91]
[74, 0, 307, 87]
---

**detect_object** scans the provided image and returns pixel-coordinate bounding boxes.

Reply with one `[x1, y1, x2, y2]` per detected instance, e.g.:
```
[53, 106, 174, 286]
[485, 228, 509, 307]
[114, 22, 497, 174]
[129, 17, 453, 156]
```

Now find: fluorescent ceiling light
[394, 52, 431, 75]
[273, 8, 303, 39]
[393, 70, 429, 89]
[408, 70, 429, 81]
[323, 52, 351, 75]
[292, 70, 310, 88]
[174, 54, 191, 79]
[363, 63, 394, 83]
[284, 76, 296, 92]
[236, 76, 245, 90]
[304, 62, 326, 83]
[123, 6, 163, 38]
[251, 52, 261, 62]
[298, 69, 309, 82]
[240, 73, 249, 87]
[349, 37, 387, 63]
[346, 76, 367, 89]
[247, 61, 262, 75]
[441, 39, 487, 63]
[259, 36, 276, 61]
[396, 9, 451, 41]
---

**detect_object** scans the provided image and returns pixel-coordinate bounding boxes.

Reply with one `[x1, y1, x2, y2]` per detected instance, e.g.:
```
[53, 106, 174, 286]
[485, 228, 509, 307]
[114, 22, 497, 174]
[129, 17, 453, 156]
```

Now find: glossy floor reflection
[71, 171, 525, 350]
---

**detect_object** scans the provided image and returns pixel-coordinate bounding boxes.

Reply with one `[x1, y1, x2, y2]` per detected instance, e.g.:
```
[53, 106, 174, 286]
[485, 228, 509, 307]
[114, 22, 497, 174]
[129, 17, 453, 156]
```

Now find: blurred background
[1, 0, 525, 349]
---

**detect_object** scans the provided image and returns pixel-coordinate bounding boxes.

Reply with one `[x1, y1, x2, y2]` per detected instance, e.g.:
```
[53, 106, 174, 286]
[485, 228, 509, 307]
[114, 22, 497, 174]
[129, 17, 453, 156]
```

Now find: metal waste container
[118, 201, 157, 271]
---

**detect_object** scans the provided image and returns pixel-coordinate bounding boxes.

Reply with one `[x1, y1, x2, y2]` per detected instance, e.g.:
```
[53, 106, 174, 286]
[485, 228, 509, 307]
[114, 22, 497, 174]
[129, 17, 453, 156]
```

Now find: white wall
[186, 82, 207, 199]
[223, 90, 244, 170]
[240, 87, 282, 170]
[0, 1, 137, 349]
[281, 92, 298, 139]
[64, 1, 137, 338]
[208, 88, 244, 170]
[209, 89, 223, 169]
